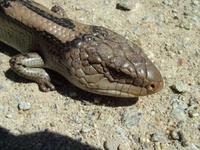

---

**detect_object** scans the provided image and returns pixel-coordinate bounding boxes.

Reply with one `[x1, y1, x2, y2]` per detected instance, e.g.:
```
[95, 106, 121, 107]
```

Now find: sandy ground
[0, 0, 200, 149]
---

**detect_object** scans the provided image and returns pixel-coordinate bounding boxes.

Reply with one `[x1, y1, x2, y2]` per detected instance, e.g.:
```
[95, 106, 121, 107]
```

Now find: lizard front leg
[9, 52, 55, 92]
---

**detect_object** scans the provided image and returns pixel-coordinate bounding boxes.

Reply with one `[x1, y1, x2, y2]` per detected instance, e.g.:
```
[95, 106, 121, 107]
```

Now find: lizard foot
[37, 79, 55, 92]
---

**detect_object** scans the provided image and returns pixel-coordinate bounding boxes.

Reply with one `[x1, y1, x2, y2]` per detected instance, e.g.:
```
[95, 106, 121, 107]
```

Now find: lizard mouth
[92, 81, 164, 98]
[73, 76, 164, 98]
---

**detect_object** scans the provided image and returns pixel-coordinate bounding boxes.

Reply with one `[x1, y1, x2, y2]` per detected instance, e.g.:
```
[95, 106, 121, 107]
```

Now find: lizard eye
[71, 38, 82, 48]
[107, 67, 133, 84]
[108, 67, 128, 79]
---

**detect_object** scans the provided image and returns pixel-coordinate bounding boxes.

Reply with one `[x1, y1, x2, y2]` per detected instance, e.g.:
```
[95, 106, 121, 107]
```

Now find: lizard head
[62, 26, 163, 97]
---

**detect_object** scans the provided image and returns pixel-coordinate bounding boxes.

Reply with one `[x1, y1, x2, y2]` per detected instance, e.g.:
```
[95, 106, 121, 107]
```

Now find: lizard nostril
[146, 83, 156, 92]
[150, 83, 155, 89]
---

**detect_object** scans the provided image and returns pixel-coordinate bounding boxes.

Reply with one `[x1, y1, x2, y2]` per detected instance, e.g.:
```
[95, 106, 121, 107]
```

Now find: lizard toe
[38, 79, 55, 92]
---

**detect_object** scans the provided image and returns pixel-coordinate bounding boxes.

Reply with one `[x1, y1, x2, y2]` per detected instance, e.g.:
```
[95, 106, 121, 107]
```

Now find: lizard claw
[38, 79, 55, 92]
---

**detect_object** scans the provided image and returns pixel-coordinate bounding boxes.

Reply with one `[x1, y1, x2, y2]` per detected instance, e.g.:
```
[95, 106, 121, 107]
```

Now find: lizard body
[0, 0, 163, 97]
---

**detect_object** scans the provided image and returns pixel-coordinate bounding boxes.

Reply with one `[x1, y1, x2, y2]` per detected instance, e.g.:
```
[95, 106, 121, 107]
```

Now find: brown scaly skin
[0, 0, 163, 97]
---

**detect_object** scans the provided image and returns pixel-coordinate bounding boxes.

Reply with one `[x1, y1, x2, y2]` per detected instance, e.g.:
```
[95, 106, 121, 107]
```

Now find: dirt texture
[0, 0, 200, 150]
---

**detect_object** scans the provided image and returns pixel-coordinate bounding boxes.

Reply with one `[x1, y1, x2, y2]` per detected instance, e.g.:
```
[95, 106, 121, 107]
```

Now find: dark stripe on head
[40, 31, 89, 51]
[40, 31, 65, 48]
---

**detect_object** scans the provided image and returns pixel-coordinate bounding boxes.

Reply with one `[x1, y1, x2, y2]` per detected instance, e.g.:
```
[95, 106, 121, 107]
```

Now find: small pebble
[170, 130, 189, 147]
[178, 20, 192, 30]
[170, 130, 180, 140]
[163, 0, 173, 6]
[115, 126, 126, 139]
[121, 109, 142, 128]
[188, 106, 199, 118]
[5, 114, 12, 118]
[104, 139, 120, 150]
[177, 58, 187, 66]
[171, 107, 187, 122]
[191, 0, 199, 6]
[150, 132, 166, 143]
[80, 126, 92, 133]
[171, 104, 187, 122]
[18, 101, 31, 111]
[73, 115, 81, 124]
[170, 81, 189, 93]
[116, 0, 135, 11]
[188, 97, 199, 106]
[118, 143, 131, 150]
[130, 134, 140, 145]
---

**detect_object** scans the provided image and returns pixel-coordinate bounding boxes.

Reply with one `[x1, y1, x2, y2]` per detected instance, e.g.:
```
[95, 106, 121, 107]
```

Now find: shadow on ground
[0, 126, 101, 150]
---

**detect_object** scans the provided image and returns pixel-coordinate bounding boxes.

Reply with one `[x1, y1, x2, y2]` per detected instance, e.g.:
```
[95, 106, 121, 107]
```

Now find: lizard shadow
[0, 126, 101, 150]
[0, 42, 19, 56]
[1, 43, 138, 107]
